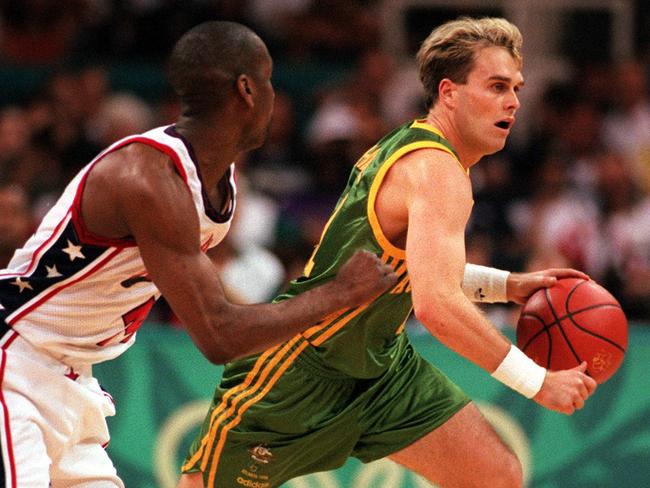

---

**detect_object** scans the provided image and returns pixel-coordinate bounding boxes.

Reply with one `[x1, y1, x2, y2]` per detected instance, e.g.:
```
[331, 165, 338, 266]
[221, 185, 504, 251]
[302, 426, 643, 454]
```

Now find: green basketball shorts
[182, 336, 470, 488]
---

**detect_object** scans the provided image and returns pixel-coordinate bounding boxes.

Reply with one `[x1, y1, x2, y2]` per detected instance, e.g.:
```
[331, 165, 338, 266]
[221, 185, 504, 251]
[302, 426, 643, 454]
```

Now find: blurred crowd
[0, 1, 649, 324]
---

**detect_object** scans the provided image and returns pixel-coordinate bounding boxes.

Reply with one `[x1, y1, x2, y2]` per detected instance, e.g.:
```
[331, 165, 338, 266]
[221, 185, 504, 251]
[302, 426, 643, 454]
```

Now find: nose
[507, 90, 521, 111]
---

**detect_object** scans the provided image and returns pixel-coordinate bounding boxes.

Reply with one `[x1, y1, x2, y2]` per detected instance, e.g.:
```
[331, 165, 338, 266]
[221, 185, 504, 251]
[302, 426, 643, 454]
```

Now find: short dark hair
[167, 21, 267, 118]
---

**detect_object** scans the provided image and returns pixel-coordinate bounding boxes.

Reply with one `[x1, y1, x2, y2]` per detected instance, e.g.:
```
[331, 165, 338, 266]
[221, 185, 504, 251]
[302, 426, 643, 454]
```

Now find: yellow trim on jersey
[395, 314, 411, 335]
[303, 192, 350, 277]
[411, 119, 468, 175]
[367, 140, 462, 260]
[411, 118, 446, 137]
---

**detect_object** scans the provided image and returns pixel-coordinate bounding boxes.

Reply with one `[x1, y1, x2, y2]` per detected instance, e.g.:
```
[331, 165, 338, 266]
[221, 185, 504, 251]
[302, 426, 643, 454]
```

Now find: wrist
[321, 279, 350, 310]
[462, 264, 510, 303]
[491, 345, 546, 398]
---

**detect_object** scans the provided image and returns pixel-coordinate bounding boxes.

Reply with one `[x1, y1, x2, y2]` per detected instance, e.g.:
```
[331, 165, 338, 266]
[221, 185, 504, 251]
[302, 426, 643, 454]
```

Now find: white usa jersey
[0, 125, 235, 366]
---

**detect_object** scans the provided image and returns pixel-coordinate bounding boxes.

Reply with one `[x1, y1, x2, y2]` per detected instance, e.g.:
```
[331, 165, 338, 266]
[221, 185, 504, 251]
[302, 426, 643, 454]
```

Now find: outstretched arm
[82, 144, 396, 364]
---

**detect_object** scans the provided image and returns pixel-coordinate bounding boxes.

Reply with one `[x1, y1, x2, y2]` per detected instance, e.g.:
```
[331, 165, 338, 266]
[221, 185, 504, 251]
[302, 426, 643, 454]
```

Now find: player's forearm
[413, 290, 511, 372]
[190, 279, 354, 364]
[414, 289, 546, 398]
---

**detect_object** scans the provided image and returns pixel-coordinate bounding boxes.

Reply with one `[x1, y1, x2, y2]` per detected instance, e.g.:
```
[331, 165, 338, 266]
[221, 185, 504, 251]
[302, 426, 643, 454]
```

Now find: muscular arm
[83, 144, 395, 364]
[375, 148, 596, 413]
[399, 150, 511, 372]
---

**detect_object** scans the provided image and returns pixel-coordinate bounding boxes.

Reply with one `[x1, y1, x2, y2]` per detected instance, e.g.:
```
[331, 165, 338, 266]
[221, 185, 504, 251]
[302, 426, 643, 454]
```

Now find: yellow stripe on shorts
[206, 339, 311, 487]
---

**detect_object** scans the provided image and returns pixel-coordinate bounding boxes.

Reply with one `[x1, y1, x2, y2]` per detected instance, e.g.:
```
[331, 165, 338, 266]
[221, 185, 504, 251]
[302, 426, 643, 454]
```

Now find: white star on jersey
[62, 240, 85, 261]
[12, 277, 33, 293]
[46, 265, 63, 278]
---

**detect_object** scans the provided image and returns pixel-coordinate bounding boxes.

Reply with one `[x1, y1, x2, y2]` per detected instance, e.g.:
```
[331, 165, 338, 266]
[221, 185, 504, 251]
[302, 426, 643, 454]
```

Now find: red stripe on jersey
[7, 248, 123, 325]
[70, 136, 190, 247]
[0, 336, 18, 488]
[0, 333, 18, 350]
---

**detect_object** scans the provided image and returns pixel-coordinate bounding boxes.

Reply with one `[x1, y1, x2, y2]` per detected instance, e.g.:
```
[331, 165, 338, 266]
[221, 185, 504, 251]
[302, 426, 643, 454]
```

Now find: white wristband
[491, 345, 547, 398]
[462, 264, 510, 303]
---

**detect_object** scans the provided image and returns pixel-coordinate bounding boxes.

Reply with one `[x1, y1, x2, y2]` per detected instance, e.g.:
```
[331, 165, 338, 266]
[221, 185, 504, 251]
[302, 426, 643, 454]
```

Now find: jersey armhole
[367, 142, 464, 260]
[70, 137, 190, 247]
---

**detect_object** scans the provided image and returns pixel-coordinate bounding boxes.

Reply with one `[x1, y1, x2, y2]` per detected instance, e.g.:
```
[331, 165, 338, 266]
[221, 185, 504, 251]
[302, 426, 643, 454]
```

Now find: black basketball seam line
[519, 303, 626, 366]
[520, 284, 612, 353]
[564, 280, 595, 375]
[548, 286, 584, 368]
[519, 313, 549, 353]
[564, 312, 627, 353]
[520, 304, 623, 346]
[520, 301, 623, 322]
[542, 289, 555, 368]
[562, 287, 627, 354]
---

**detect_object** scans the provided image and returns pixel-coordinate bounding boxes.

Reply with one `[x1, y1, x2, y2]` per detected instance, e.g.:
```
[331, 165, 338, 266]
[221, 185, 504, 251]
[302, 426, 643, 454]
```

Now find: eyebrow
[489, 75, 525, 87]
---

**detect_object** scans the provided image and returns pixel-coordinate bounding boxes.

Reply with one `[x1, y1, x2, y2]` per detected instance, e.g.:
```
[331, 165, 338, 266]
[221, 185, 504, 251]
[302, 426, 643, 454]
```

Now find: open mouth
[495, 120, 511, 130]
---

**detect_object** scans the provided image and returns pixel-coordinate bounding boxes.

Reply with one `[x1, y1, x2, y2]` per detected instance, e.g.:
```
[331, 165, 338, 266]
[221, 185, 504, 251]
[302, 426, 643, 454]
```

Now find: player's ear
[236, 74, 254, 107]
[438, 78, 457, 109]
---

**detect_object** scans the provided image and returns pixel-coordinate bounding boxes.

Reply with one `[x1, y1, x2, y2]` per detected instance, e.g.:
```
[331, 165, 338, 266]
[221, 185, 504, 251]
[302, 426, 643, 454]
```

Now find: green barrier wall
[95, 323, 650, 488]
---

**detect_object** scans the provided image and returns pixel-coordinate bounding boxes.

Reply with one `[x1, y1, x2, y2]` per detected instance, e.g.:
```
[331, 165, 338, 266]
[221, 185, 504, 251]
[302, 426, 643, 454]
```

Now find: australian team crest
[249, 444, 273, 464]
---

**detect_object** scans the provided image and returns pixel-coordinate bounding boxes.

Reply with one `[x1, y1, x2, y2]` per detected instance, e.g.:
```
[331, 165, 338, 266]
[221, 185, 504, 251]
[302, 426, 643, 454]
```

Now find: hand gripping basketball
[516, 278, 628, 384]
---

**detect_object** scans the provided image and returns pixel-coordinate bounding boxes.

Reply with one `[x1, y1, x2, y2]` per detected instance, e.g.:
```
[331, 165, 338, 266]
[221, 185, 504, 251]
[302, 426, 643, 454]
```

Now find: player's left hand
[506, 268, 590, 304]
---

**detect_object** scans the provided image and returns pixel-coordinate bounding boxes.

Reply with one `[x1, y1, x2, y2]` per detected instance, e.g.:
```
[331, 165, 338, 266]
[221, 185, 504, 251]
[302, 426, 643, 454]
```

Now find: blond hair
[417, 17, 523, 107]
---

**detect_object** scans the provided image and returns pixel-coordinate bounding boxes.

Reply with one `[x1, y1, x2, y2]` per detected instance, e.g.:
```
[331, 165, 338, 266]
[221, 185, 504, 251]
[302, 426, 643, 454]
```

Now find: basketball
[516, 278, 628, 384]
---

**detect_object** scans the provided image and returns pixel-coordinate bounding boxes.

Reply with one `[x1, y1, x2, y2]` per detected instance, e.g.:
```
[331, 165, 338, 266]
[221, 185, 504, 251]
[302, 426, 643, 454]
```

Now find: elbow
[192, 319, 241, 365]
[201, 331, 245, 365]
[201, 345, 233, 365]
[413, 295, 452, 337]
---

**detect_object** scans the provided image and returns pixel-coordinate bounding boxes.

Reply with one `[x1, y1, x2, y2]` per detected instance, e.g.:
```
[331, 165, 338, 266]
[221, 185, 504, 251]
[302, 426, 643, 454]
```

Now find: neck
[425, 110, 482, 169]
[174, 117, 240, 189]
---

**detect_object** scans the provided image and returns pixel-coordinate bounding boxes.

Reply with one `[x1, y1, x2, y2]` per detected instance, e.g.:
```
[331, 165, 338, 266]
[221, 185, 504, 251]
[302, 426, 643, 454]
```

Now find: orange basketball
[516, 278, 628, 384]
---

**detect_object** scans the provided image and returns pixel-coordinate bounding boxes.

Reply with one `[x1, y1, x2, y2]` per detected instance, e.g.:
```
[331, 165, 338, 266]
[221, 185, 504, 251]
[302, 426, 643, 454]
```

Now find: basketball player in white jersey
[0, 22, 398, 487]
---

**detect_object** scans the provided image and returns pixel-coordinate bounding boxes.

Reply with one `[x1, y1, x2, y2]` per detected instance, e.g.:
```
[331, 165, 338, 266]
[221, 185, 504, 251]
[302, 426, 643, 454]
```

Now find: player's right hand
[334, 250, 397, 307]
[533, 362, 598, 415]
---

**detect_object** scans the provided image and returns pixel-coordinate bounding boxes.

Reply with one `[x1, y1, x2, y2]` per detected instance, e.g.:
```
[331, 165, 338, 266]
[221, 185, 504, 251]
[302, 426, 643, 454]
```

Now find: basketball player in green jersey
[180, 17, 597, 488]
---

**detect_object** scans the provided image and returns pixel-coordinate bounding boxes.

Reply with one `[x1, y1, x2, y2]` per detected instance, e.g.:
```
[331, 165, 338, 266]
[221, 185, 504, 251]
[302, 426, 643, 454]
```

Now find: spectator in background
[0, 0, 84, 64]
[345, 48, 424, 127]
[244, 91, 310, 199]
[0, 106, 31, 180]
[468, 153, 522, 271]
[508, 155, 605, 279]
[511, 82, 574, 197]
[602, 59, 650, 192]
[558, 98, 606, 199]
[247, 0, 381, 62]
[306, 86, 389, 195]
[29, 70, 102, 185]
[0, 105, 64, 213]
[597, 151, 650, 320]
[91, 92, 155, 146]
[0, 184, 33, 267]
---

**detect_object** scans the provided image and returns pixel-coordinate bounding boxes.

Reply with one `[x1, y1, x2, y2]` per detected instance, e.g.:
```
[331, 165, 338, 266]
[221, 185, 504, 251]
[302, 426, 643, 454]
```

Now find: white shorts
[0, 331, 124, 487]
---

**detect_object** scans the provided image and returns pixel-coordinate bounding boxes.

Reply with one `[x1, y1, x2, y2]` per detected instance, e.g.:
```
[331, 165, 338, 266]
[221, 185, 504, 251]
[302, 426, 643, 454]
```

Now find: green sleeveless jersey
[275, 119, 462, 378]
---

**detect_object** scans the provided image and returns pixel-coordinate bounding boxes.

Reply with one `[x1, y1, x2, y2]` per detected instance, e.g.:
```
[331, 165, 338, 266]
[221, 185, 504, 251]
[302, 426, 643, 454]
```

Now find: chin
[486, 138, 507, 154]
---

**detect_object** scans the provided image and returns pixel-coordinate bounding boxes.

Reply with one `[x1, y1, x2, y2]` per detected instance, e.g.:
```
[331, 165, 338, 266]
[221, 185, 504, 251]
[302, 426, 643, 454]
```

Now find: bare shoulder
[83, 142, 193, 239]
[92, 143, 180, 191]
[392, 147, 469, 193]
